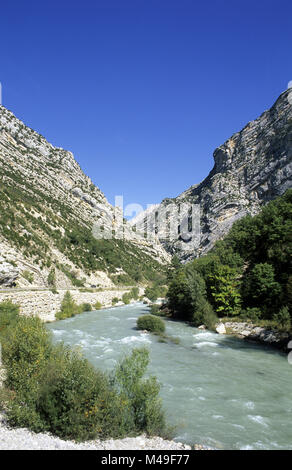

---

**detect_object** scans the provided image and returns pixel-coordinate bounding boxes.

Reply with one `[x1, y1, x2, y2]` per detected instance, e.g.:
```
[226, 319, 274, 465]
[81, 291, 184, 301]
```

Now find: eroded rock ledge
[220, 321, 292, 352]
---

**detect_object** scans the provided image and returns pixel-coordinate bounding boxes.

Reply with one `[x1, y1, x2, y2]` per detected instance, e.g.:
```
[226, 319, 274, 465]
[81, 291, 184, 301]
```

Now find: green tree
[47, 268, 56, 287]
[130, 287, 139, 300]
[273, 306, 291, 331]
[122, 292, 131, 305]
[145, 286, 159, 302]
[167, 270, 193, 320]
[167, 267, 216, 326]
[56, 291, 80, 320]
[208, 265, 241, 317]
[167, 255, 182, 282]
[0, 301, 19, 337]
[242, 263, 281, 317]
[113, 348, 166, 435]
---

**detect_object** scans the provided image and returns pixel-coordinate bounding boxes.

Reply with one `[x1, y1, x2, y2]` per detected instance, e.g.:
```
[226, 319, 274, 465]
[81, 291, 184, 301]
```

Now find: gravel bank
[0, 413, 191, 450]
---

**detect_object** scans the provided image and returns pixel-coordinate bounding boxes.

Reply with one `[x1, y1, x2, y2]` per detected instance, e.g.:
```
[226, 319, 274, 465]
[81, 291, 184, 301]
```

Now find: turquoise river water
[48, 303, 292, 450]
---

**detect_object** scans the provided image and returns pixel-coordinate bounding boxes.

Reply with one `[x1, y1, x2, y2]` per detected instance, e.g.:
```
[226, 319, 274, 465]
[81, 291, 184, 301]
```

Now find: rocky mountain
[0, 105, 170, 288]
[130, 88, 292, 261]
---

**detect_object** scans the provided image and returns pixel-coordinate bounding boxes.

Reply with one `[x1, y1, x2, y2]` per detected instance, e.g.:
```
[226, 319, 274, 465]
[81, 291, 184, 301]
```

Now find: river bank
[0, 287, 145, 322]
[1, 303, 292, 449]
[216, 321, 292, 353]
[0, 412, 191, 450]
[47, 303, 292, 450]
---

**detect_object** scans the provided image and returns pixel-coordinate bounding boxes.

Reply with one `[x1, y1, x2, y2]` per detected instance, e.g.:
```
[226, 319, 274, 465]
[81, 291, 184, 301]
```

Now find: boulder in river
[215, 323, 226, 335]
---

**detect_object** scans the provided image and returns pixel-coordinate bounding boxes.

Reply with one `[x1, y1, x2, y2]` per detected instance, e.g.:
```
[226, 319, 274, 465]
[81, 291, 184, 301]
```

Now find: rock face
[0, 260, 18, 287]
[131, 89, 292, 261]
[0, 105, 170, 288]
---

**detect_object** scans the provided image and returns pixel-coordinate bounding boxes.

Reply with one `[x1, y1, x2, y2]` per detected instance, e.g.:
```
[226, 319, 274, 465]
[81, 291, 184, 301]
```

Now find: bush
[149, 304, 164, 316]
[112, 297, 119, 305]
[112, 348, 166, 436]
[242, 263, 281, 317]
[137, 315, 165, 334]
[56, 291, 80, 320]
[2, 316, 52, 397]
[130, 287, 139, 300]
[80, 303, 92, 313]
[31, 344, 120, 440]
[1, 317, 167, 441]
[94, 301, 102, 310]
[22, 270, 34, 284]
[240, 307, 262, 322]
[47, 268, 56, 287]
[122, 292, 131, 305]
[193, 298, 218, 330]
[273, 306, 291, 331]
[0, 301, 19, 337]
[145, 286, 159, 302]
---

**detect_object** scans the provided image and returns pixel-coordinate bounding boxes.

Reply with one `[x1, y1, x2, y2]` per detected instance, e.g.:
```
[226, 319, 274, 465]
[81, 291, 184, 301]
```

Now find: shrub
[137, 315, 165, 334]
[1, 317, 167, 441]
[31, 344, 119, 440]
[112, 348, 166, 436]
[150, 304, 162, 316]
[22, 270, 34, 284]
[240, 307, 262, 322]
[112, 297, 119, 305]
[130, 287, 139, 300]
[122, 292, 131, 305]
[193, 299, 218, 330]
[2, 316, 52, 396]
[273, 306, 291, 331]
[80, 303, 92, 313]
[47, 268, 56, 287]
[0, 301, 19, 337]
[242, 263, 281, 317]
[94, 301, 102, 310]
[145, 286, 159, 302]
[56, 291, 80, 320]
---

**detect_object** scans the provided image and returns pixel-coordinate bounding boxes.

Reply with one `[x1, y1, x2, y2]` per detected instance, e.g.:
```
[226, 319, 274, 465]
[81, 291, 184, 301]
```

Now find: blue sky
[1, 0, 291, 213]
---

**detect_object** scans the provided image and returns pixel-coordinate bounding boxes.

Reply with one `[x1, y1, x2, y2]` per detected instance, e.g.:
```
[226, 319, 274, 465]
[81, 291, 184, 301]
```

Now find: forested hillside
[167, 189, 292, 331]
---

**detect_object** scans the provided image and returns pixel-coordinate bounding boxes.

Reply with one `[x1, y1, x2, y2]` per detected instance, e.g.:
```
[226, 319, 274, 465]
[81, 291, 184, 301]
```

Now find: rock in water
[216, 323, 226, 335]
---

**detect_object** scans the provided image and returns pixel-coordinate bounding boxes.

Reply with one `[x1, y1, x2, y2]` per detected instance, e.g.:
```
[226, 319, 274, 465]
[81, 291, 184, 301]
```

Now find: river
[48, 303, 292, 450]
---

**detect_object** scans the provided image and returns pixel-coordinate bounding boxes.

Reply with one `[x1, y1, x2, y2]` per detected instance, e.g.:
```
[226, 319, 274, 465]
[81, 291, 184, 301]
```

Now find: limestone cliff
[131, 88, 292, 261]
[0, 105, 170, 288]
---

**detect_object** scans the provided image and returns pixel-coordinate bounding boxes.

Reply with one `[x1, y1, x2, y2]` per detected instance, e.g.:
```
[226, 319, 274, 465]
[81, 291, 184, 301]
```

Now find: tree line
[166, 189, 292, 331]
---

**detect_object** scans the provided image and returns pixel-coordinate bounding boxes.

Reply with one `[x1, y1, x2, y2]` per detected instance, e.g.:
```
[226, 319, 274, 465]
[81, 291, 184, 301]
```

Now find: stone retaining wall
[0, 288, 145, 322]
